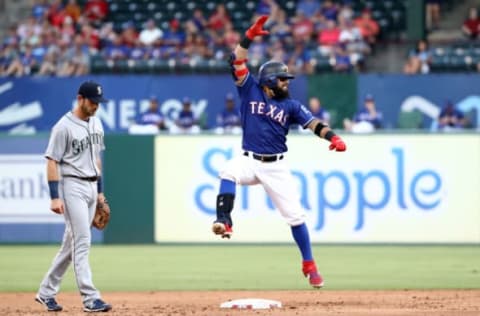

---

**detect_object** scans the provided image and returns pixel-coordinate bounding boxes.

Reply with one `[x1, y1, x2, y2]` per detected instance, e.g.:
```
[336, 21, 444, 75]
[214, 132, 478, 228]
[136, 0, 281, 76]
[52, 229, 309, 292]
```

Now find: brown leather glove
[92, 198, 110, 230]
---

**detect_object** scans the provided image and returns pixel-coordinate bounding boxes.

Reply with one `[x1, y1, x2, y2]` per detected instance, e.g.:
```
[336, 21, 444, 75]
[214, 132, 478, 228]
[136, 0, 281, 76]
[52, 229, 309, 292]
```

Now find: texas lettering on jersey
[248, 101, 288, 126]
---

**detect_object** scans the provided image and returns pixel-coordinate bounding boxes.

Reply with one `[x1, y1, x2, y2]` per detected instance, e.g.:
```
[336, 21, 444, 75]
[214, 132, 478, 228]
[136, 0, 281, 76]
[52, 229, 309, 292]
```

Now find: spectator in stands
[438, 100, 467, 130]
[462, 7, 480, 40]
[64, 0, 82, 23]
[215, 92, 242, 134]
[354, 9, 380, 50]
[137, 96, 167, 131]
[269, 9, 292, 43]
[291, 10, 315, 44]
[31, 0, 49, 22]
[403, 39, 432, 74]
[343, 94, 382, 133]
[287, 40, 314, 74]
[139, 19, 163, 47]
[186, 8, 208, 35]
[47, 0, 67, 28]
[332, 42, 352, 72]
[208, 4, 230, 33]
[163, 19, 186, 48]
[37, 49, 58, 76]
[59, 16, 76, 45]
[103, 34, 129, 61]
[425, 0, 442, 31]
[338, 0, 354, 23]
[308, 96, 330, 124]
[320, 0, 339, 21]
[317, 19, 340, 56]
[4, 45, 37, 76]
[255, 0, 279, 18]
[339, 19, 369, 69]
[57, 35, 89, 76]
[223, 22, 240, 50]
[296, 0, 321, 18]
[171, 97, 201, 134]
[84, 0, 108, 27]
[120, 21, 139, 48]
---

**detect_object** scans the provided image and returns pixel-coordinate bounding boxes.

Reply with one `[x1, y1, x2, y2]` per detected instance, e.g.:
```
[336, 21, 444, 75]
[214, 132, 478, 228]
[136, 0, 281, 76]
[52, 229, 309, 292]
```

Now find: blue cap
[78, 81, 107, 104]
[150, 95, 158, 101]
[225, 92, 234, 100]
[182, 97, 191, 104]
[364, 94, 374, 101]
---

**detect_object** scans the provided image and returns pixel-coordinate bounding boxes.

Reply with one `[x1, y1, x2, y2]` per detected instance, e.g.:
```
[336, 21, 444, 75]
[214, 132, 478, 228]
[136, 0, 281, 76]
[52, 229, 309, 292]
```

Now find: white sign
[0, 155, 63, 223]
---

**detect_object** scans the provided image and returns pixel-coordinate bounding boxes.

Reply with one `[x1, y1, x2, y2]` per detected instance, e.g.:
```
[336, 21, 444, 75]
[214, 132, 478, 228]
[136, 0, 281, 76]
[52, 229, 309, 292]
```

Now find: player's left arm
[96, 155, 106, 203]
[307, 118, 347, 152]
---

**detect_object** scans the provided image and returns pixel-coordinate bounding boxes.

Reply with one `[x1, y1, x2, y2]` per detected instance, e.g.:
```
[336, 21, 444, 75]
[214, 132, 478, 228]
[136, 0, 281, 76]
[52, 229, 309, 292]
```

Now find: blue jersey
[137, 109, 165, 126]
[237, 74, 314, 154]
[217, 108, 241, 128]
[177, 110, 196, 128]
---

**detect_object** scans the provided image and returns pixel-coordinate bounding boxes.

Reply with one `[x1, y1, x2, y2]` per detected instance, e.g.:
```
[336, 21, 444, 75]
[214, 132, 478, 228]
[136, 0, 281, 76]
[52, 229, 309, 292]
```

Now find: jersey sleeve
[292, 101, 315, 128]
[236, 73, 255, 97]
[45, 123, 68, 162]
[95, 117, 106, 151]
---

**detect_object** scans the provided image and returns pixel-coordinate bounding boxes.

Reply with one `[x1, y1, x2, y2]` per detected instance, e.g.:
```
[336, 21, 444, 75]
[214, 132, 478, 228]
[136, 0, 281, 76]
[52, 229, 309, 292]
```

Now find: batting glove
[329, 135, 346, 152]
[245, 15, 270, 40]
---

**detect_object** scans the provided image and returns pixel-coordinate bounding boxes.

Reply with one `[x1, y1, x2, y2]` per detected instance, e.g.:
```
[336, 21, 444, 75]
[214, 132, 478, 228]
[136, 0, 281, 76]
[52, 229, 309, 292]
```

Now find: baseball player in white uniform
[36, 81, 112, 312]
[212, 16, 347, 288]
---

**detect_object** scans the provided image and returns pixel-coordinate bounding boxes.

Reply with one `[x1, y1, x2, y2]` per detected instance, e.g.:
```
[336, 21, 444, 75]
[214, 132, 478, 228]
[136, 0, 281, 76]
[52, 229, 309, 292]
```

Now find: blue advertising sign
[0, 75, 307, 133]
[358, 74, 480, 130]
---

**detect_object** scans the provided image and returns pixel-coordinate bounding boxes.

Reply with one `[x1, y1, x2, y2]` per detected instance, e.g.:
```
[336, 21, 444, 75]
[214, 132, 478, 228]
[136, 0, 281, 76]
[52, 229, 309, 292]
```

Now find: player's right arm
[231, 15, 269, 86]
[45, 124, 68, 214]
[47, 158, 64, 214]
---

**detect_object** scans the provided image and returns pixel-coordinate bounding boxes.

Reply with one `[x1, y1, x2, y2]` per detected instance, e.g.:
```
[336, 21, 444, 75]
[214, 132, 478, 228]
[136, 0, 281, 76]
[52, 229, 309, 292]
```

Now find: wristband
[324, 131, 335, 141]
[48, 181, 59, 199]
[97, 176, 103, 193]
[239, 36, 252, 49]
[314, 122, 327, 137]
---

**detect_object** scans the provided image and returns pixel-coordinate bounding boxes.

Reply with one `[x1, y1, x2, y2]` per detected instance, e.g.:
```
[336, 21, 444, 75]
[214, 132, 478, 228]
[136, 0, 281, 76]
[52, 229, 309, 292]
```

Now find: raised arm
[230, 15, 270, 85]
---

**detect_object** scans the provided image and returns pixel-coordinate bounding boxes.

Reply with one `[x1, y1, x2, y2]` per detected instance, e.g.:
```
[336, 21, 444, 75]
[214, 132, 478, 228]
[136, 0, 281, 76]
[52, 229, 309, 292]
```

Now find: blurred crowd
[403, 5, 480, 75]
[0, 0, 381, 77]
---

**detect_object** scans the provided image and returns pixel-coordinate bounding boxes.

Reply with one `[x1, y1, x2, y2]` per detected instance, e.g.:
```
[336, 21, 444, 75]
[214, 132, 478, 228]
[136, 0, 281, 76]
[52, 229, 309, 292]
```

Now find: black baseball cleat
[83, 299, 112, 312]
[212, 222, 233, 239]
[35, 294, 63, 312]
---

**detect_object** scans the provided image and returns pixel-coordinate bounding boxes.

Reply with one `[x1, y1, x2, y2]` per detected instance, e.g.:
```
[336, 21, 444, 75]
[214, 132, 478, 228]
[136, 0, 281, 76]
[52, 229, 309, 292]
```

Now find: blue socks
[291, 223, 313, 261]
[219, 179, 236, 194]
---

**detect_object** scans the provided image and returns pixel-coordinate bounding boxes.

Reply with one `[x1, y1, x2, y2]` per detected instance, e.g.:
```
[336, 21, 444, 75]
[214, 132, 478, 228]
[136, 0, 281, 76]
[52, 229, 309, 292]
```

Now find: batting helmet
[258, 61, 294, 88]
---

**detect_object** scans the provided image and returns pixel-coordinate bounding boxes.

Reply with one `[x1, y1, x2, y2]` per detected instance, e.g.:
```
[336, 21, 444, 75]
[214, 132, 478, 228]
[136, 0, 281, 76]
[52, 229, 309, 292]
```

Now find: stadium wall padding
[307, 74, 357, 129]
[103, 134, 155, 243]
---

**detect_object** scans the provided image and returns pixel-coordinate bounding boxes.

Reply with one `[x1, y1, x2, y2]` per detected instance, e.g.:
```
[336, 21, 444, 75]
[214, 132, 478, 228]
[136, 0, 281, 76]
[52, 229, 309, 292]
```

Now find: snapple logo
[195, 147, 442, 231]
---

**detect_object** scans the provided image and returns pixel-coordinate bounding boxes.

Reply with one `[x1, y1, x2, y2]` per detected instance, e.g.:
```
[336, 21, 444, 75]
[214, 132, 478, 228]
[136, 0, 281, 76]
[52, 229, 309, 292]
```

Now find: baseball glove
[92, 198, 110, 230]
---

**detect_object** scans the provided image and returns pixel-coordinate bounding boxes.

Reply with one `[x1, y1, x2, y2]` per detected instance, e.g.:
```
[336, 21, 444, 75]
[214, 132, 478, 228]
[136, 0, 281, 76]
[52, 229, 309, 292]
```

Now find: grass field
[1, 244, 479, 292]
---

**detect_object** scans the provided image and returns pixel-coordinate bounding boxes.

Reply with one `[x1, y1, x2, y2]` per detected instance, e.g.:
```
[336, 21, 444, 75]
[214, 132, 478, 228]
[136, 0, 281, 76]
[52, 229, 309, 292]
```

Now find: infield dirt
[2, 290, 480, 315]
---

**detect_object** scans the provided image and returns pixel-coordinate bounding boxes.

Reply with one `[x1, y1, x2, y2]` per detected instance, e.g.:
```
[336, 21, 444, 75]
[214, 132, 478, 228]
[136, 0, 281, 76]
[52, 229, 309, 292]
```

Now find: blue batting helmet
[258, 61, 295, 88]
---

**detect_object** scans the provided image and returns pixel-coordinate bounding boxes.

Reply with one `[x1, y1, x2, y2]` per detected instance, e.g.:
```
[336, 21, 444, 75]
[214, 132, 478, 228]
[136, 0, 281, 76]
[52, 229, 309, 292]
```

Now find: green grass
[0, 245, 479, 292]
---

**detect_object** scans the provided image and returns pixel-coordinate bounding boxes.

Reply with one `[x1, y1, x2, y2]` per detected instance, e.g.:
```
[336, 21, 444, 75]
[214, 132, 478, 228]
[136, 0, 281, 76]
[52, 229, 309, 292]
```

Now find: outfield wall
[153, 134, 480, 243]
[1, 134, 479, 244]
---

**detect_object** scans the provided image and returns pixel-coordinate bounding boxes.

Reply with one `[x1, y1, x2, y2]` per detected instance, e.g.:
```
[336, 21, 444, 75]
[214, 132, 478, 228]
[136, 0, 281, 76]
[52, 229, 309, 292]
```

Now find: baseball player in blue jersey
[211, 15, 347, 288]
[36, 81, 112, 312]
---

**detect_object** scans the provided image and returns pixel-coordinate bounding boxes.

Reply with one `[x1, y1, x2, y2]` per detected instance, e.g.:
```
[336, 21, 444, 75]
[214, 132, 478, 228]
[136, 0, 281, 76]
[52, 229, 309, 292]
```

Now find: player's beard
[271, 86, 290, 100]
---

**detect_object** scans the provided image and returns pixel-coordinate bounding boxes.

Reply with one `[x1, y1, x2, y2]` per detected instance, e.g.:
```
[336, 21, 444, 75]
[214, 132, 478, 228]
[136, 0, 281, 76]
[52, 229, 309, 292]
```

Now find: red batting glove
[245, 15, 270, 40]
[329, 135, 346, 152]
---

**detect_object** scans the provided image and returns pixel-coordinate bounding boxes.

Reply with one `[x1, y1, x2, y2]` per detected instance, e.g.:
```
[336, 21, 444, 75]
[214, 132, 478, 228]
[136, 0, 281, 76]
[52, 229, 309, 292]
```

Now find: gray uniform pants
[38, 177, 100, 305]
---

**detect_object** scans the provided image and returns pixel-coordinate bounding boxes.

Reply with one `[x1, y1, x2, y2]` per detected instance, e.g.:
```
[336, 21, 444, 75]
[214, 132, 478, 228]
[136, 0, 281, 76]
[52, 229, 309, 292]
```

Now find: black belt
[63, 175, 98, 182]
[244, 151, 283, 162]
